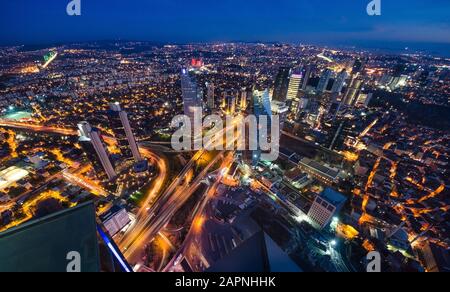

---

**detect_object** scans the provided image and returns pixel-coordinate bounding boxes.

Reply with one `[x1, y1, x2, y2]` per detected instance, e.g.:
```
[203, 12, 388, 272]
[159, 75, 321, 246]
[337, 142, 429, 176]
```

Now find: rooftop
[0, 202, 101, 272]
[321, 188, 347, 207]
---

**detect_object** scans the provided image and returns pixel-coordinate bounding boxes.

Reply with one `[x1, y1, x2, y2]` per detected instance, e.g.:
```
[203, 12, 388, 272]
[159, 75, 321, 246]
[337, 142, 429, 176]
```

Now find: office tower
[272, 67, 291, 102]
[286, 72, 302, 100]
[355, 93, 373, 107]
[342, 77, 363, 106]
[108, 103, 142, 162]
[317, 69, 333, 93]
[78, 122, 116, 181]
[389, 76, 408, 90]
[252, 89, 272, 166]
[271, 100, 289, 130]
[206, 82, 215, 109]
[302, 65, 313, 90]
[331, 69, 348, 94]
[181, 68, 203, 125]
[290, 97, 309, 121]
[307, 188, 346, 230]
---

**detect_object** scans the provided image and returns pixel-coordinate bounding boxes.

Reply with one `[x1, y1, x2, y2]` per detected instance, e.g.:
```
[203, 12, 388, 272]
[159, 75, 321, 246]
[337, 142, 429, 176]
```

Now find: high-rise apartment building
[181, 68, 203, 125]
[331, 69, 348, 94]
[78, 122, 116, 180]
[107, 103, 142, 162]
[273, 67, 291, 102]
[286, 73, 302, 100]
[317, 69, 333, 93]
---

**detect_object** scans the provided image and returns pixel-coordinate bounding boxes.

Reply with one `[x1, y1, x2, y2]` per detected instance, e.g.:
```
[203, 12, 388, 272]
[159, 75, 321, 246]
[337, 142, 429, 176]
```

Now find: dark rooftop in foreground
[0, 202, 100, 272]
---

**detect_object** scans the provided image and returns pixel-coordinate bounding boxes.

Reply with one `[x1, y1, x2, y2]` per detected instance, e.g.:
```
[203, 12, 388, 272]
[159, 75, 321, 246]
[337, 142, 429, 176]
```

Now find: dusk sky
[1, 0, 449, 48]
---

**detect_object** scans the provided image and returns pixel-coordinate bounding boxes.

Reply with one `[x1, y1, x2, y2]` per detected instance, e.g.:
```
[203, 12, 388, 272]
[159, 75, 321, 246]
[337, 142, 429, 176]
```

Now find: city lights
[0, 0, 447, 275]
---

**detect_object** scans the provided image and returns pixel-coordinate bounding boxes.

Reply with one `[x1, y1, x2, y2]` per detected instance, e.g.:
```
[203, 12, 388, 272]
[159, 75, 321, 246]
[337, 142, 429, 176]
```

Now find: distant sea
[13, 40, 450, 59]
[330, 41, 450, 58]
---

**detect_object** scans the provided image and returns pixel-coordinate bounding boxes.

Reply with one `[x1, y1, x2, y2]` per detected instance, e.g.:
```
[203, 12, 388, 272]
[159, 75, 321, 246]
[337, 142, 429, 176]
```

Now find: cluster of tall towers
[269, 57, 367, 123]
[77, 102, 142, 181]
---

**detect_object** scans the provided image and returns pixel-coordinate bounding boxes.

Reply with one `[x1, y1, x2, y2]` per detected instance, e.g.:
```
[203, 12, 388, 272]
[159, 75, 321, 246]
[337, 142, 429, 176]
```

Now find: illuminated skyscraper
[331, 69, 348, 94]
[273, 67, 291, 102]
[181, 68, 203, 126]
[252, 89, 272, 165]
[108, 103, 142, 162]
[317, 69, 333, 93]
[271, 100, 289, 129]
[286, 72, 302, 101]
[78, 122, 116, 181]
[342, 77, 363, 106]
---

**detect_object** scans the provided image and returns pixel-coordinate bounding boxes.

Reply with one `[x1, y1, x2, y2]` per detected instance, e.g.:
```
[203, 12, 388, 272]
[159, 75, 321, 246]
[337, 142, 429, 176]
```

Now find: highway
[121, 150, 226, 264]
[0, 120, 168, 229]
[163, 152, 235, 272]
[0, 120, 76, 136]
[0, 117, 241, 268]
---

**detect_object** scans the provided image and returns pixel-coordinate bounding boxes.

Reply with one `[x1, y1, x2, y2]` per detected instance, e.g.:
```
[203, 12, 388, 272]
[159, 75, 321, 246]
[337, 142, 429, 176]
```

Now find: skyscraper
[78, 122, 116, 181]
[252, 89, 272, 166]
[206, 82, 215, 109]
[272, 67, 291, 102]
[317, 69, 333, 93]
[342, 77, 363, 106]
[331, 69, 348, 94]
[181, 68, 203, 127]
[301, 65, 313, 90]
[271, 100, 289, 130]
[286, 72, 302, 100]
[107, 103, 142, 162]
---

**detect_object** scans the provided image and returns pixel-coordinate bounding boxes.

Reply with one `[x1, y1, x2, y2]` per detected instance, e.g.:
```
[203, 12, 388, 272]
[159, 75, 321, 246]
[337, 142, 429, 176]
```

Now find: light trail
[317, 53, 333, 63]
[359, 119, 378, 138]
[62, 170, 108, 197]
[42, 52, 58, 69]
[162, 152, 235, 272]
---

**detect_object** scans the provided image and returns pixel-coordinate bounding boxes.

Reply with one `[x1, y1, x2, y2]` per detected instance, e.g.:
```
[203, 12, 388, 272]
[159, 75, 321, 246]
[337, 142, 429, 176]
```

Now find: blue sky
[0, 0, 449, 47]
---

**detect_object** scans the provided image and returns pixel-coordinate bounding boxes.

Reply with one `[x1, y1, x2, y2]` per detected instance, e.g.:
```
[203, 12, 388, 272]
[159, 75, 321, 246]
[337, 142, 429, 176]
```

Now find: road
[162, 152, 235, 271]
[0, 120, 168, 229]
[120, 150, 227, 264]
[0, 117, 241, 268]
[0, 120, 76, 136]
